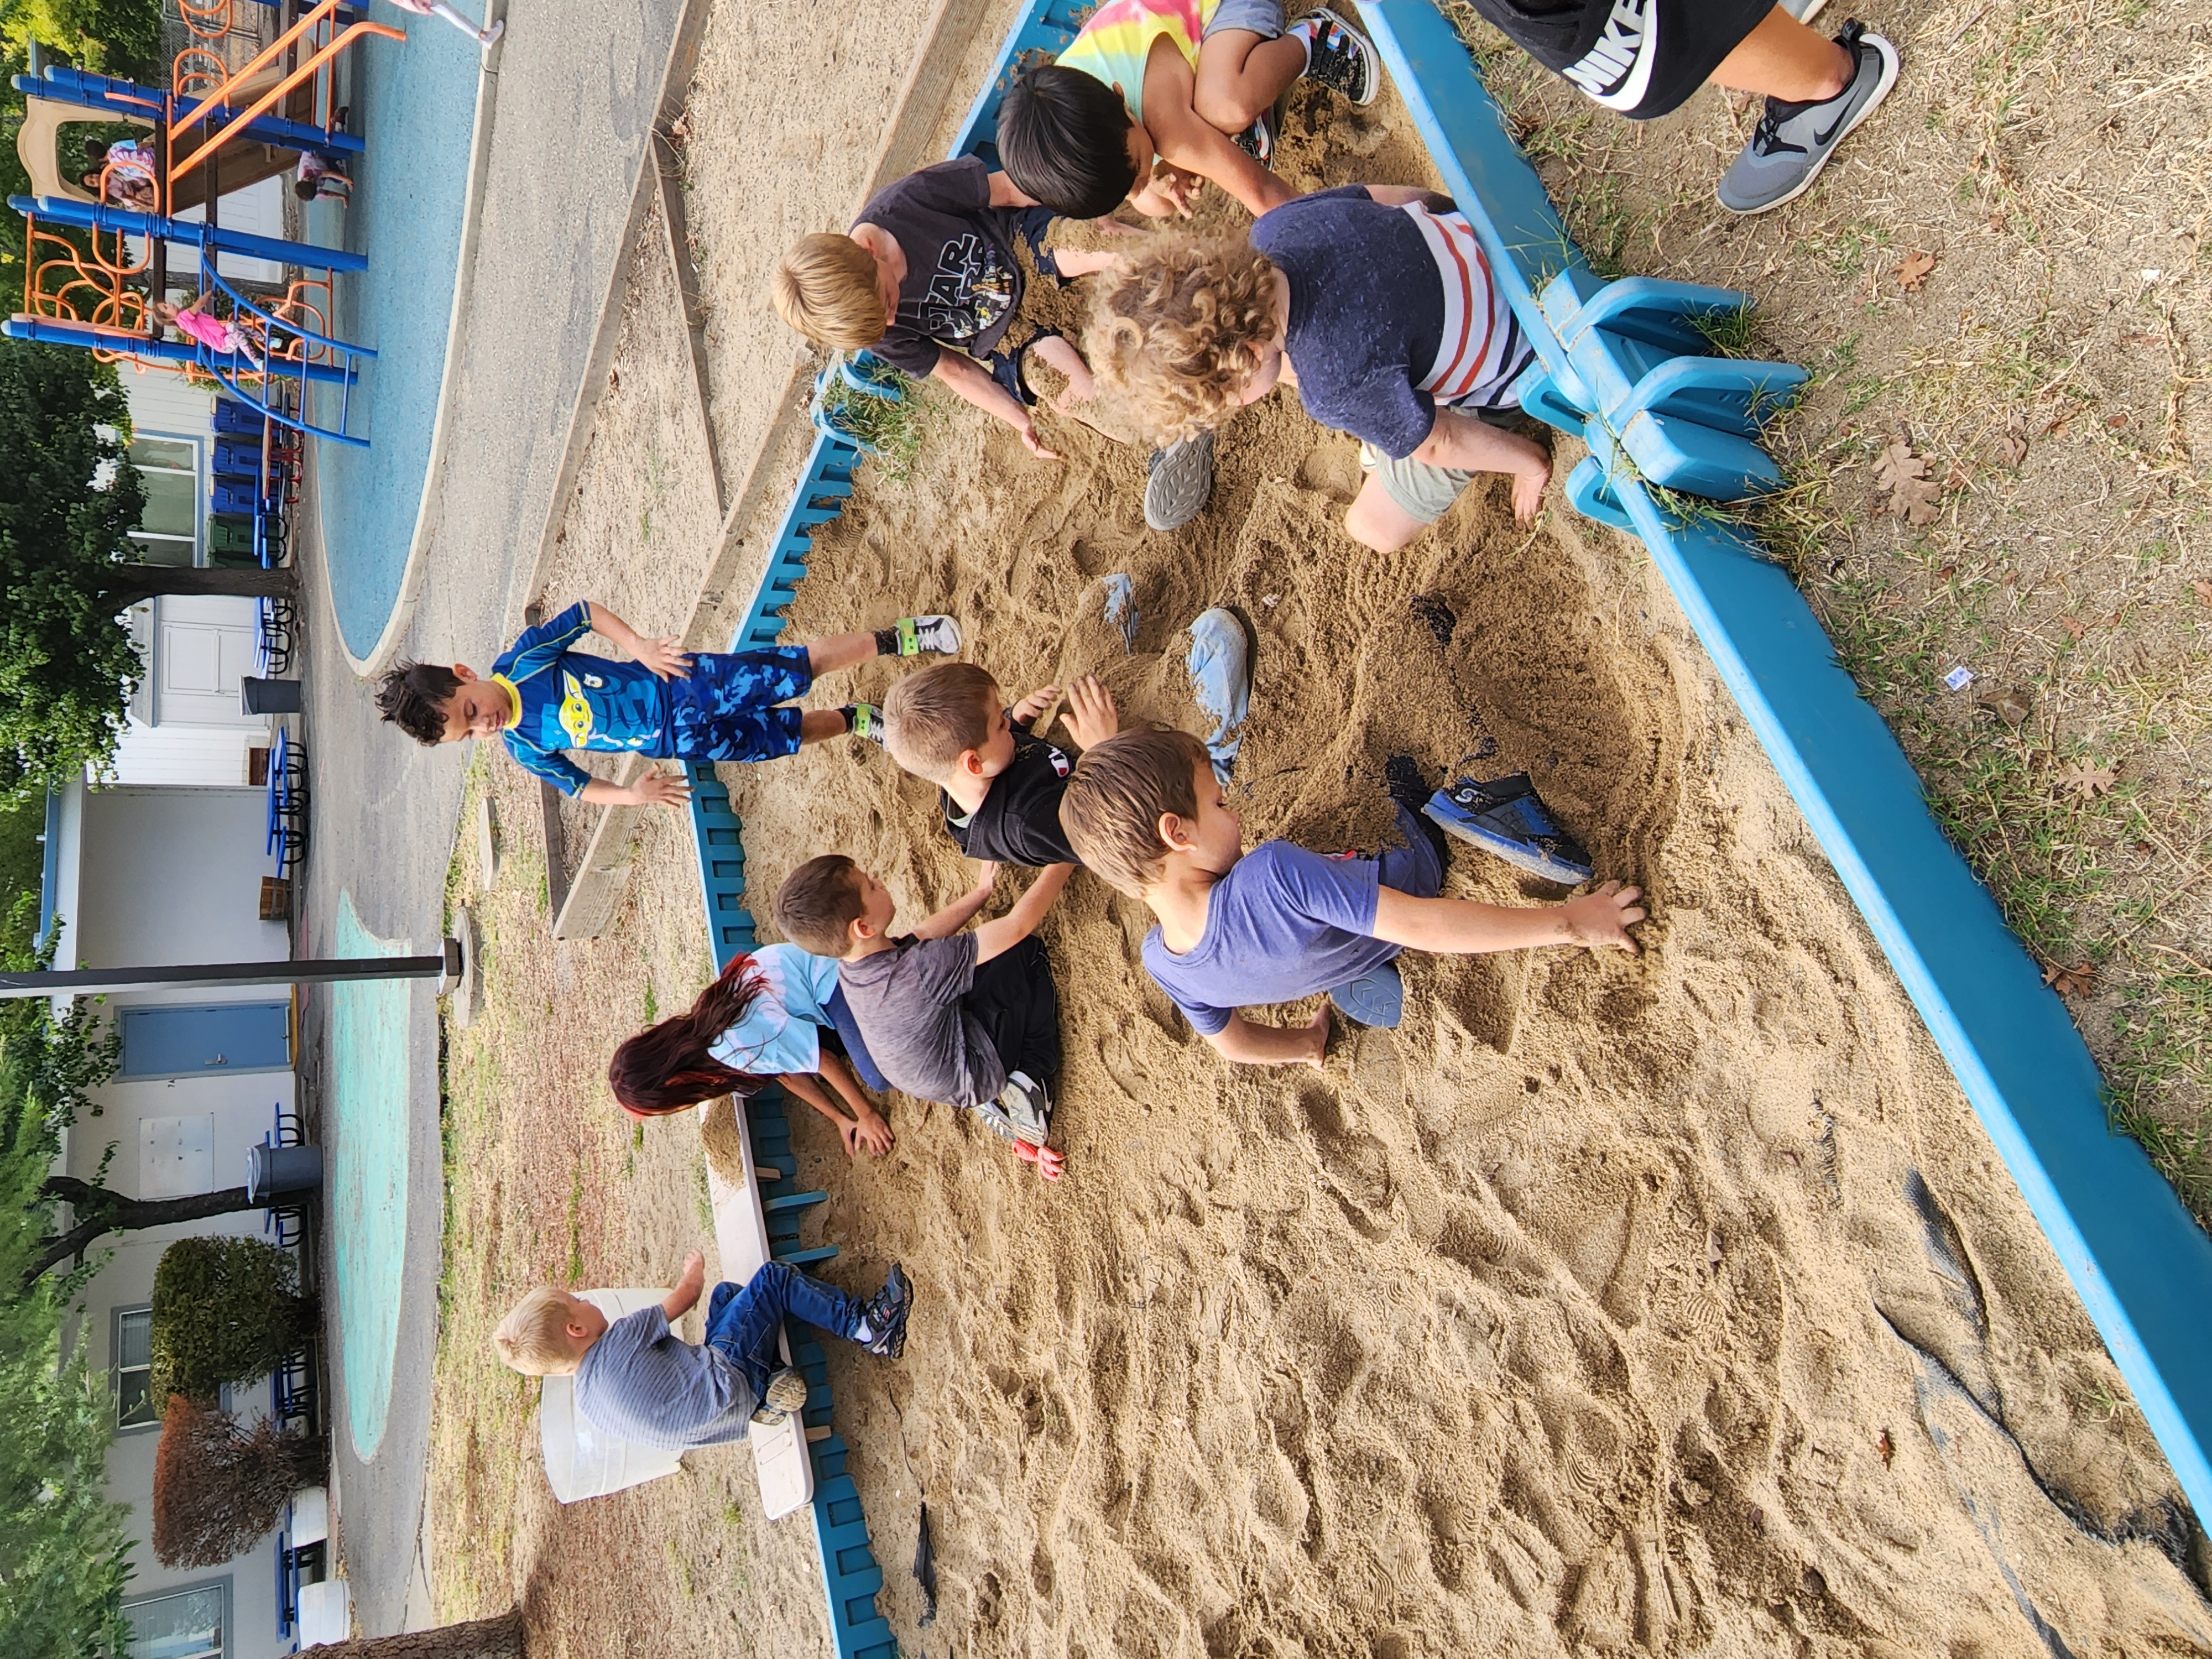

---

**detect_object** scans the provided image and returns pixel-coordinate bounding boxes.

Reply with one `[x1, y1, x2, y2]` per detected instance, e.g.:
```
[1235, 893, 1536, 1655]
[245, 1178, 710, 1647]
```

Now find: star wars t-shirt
[855, 158, 1026, 379]
[942, 733, 1079, 868]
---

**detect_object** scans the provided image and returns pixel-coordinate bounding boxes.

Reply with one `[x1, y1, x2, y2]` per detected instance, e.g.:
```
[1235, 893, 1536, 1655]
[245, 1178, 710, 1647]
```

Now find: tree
[150, 1235, 316, 1400]
[150, 1395, 325, 1568]
[26, 1178, 269, 1284]
[310, 1613, 527, 1658]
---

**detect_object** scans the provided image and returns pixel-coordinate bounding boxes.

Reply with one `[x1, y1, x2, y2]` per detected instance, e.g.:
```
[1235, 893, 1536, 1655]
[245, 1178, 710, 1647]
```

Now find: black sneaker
[1298, 8, 1380, 106]
[858, 1262, 913, 1359]
[751, 1365, 809, 1426]
[1385, 755, 1452, 871]
[842, 702, 886, 745]
[1423, 773, 1593, 884]
[1233, 108, 1275, 166]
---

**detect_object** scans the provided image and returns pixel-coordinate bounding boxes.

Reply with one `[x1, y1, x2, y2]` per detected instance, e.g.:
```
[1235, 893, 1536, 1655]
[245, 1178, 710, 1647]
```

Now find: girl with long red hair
[608, 945, 893, 1158]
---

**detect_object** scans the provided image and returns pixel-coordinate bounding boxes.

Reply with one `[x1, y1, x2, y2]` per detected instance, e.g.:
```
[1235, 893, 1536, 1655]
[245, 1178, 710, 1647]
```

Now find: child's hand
[1063, 675, 1119, 748]
[1009, 686, 1060, 727]
[661, 1249, 707, 1320]
[632, 634, 693, 679]
[969, 862, 1001, 898]
[842, 1105, 894, 1159]
[629, 768, 692, 808]
[1017, 419, 1062, 462]
[1562, 880, 1645, 954]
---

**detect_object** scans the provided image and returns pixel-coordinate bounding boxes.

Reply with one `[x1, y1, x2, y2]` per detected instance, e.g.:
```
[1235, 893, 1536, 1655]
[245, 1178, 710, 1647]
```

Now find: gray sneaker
[1715, 20, 1897, 216]
[1144, 429, 1215, 532]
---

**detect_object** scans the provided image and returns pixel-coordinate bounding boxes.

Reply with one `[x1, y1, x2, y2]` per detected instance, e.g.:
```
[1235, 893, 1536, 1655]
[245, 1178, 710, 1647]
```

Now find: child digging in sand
[608, 944, 896, 1160]
[494, 1250, 912, 1448]
[1057, 728, 1644, 1064]
[375, 601, 961, 806]
[775, 854, 1072, 1181]
[1086, 194, 1552, 553]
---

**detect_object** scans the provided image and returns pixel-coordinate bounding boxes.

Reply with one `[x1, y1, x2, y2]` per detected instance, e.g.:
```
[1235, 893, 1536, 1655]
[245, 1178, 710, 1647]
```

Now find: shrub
[4, 0, 168, 81]
[151, 1396, 327, 1569]
[150, 1236, 317, 1400]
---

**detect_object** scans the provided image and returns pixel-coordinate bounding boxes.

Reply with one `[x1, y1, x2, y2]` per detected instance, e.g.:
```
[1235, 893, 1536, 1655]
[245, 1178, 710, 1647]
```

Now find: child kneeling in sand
[1084, 191, 1552, 553]
[494, 1250, 912, 1448]
[1056, 728, 1644, 1066]
[775, 854, 1072, 1181]
[608, 945, 895, 1160]
[376, 601, 961, 807]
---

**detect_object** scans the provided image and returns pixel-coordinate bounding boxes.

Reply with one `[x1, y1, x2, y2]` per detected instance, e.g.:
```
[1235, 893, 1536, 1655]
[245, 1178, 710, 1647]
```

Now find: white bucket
[539, 1288, 687, 1503]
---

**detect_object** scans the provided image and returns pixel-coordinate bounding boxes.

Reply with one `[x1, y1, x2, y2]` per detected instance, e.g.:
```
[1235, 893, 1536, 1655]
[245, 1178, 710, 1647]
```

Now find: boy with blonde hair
[884, 664, 1121, 868]
[1086, 189, 1550, 552]
[493, 1251, 911, 1449]
[1057, 729, 1645, 1062]
[775, 853, 1073, 1180]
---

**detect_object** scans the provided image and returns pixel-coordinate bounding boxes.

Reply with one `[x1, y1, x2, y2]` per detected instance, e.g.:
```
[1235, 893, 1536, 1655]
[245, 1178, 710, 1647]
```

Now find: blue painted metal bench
[1354, 0, 2212, 1522]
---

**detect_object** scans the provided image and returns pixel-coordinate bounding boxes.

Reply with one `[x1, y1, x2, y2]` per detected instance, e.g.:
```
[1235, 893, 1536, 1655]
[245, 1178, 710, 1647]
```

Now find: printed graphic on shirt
[920, 231, 1016, 345]
[1562, 0, 1658, 110]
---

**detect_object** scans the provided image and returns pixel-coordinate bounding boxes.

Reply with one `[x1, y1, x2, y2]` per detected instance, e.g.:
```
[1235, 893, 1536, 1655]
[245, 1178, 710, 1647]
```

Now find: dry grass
[1443, 0, 2212, 1223]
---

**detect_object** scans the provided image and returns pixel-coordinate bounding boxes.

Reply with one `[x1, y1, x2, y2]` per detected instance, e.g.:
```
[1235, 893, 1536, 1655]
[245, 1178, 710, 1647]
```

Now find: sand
[427, 43, 2212, 1659]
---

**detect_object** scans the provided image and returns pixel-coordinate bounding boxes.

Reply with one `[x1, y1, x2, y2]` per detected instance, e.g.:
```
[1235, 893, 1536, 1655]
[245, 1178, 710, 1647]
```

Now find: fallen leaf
[2044, 416, 2070, 436]
[2059, 615, 2086, 640]
[2106, 413, 2130, 429]
[1976, 686, 2033, 727]
[1896, 249, 1937, 291]
[1879, 1430, 1896, 1467]
[2193, 580, 2212, 604]
[1986, 214, 2006, 232]
[2054, 759, 2117, 800]
[1999, 410, 2029, 467]
[1872, 436, 1942, 525]
[2043, 962, 2095, 999]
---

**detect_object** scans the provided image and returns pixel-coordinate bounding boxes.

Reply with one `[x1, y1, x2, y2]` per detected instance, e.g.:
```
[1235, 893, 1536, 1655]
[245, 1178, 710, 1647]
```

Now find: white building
[33, 373, 317, 1659]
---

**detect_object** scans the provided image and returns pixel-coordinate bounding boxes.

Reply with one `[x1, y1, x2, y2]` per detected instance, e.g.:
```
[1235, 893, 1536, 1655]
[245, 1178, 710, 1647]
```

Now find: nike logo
[1813, 99, 1856, 148]
[1562, 0, 1659, 112]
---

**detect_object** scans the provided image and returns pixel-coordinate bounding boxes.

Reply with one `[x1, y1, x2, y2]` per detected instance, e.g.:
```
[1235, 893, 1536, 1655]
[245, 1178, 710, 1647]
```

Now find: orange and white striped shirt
[1399, 201, 1529, 410]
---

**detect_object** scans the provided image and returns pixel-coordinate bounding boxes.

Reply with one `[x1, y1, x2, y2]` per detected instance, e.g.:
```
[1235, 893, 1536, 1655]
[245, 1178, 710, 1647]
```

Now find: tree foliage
[150, 1395, 326, 1569]
[0, 337, 147, 792]
[150, 1235, 316, 1401]
[2, 0, 168, 82]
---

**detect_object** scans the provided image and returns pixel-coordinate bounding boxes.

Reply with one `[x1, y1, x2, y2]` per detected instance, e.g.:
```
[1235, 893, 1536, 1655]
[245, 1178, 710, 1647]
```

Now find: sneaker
[1145, 430, 1214, 533]
[1232, 108, 1275, 166]
[1384, 754, 1452, 870]
[997, 1070, 1053, 1146]
[842, 702, 886, 744]
[1423, 774, 1594, 885]
[858, 1262, 913, 1359]
[1715, 22, 1898, 216]
[751, 1365, 808, 1426]
[1298, 8, 1380, 106]
[896, 615, 961, 656]
[1330, 962, 1404, 1028]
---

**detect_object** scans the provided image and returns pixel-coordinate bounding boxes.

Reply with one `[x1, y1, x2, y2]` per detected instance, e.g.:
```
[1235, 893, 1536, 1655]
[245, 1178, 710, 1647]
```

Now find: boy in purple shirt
[1056, 729, 1644, 1065]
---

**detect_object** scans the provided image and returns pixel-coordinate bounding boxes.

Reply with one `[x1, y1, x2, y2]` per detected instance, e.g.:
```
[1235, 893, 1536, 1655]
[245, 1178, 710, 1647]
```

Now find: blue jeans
[703, 1263, 865, 1399]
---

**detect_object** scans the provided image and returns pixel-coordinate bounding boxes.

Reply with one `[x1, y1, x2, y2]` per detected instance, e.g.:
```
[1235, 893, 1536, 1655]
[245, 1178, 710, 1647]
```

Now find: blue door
[118, 1003, 291, 1078]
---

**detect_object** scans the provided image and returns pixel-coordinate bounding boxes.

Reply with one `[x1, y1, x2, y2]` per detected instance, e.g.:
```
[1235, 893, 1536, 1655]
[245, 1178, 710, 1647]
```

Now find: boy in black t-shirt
[883, 664, 1121, 868]
[771, 157, 1123, 463]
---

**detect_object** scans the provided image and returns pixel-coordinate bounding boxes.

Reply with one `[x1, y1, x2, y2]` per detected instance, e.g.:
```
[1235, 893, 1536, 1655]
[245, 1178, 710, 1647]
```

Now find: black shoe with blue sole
[1423, 774, 1593, 885]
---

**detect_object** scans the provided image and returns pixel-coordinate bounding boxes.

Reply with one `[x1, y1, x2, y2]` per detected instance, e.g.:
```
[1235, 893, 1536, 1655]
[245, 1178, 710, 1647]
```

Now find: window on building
[127, 435, 201, 566]
[114, 1305, 157, 1429]
[123, 1580, 227, 1659]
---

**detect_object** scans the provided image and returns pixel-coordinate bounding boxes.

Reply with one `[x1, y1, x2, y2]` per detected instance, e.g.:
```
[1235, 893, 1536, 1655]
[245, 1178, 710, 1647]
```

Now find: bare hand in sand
[1511, 453, 1551, 523]
[1018, 419, 1062, 462]
[1063, 676, 1119, 748]
[841, 1105, 894, 1160]
[1010, 685, 1059, 727]
[1563, 880, 1645, 954]
[1206, 1005, 1331, 1068]
[968, 861, 1001, 901]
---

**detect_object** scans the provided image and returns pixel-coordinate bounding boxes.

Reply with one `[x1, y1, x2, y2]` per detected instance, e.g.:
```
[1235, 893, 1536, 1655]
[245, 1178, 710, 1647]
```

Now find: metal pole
[0, 940, 460, 999]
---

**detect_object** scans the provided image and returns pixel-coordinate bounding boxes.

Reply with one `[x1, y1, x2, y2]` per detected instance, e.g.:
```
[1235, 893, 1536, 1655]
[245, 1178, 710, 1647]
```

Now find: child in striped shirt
[1082, 187, 1551, 552]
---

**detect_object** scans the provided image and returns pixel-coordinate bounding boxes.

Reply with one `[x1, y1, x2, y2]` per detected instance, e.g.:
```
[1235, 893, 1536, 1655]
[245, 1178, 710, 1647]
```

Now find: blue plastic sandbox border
[1353, 0, 2212, 1520]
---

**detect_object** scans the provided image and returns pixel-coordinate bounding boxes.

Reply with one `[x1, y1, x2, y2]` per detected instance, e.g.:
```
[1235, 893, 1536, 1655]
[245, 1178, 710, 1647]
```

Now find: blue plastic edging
[1355, 0, 2212, 1521]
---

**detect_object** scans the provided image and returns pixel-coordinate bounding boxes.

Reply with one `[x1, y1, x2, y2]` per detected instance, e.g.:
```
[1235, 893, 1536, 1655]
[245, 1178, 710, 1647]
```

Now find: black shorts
[1466, 0, 1773, 120]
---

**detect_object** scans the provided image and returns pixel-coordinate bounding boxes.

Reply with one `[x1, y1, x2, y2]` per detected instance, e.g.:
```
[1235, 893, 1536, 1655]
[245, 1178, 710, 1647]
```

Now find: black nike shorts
[1464, 0, 1775, 120]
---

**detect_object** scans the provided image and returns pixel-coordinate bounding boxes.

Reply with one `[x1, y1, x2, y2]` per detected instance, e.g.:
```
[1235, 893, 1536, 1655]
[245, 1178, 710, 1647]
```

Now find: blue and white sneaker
[1330, 962, 1404, 1029]
[1423, 774, 1593, 885]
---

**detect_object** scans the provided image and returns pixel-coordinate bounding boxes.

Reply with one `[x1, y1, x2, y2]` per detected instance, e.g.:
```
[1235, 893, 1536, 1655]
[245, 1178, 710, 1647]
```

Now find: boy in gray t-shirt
[774, 853, 1072, 1182]
[494, 1250, 912, 1450]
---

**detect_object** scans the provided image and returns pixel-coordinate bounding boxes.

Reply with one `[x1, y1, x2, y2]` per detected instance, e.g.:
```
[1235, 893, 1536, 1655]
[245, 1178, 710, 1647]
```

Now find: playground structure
[5, 0, 402, 447]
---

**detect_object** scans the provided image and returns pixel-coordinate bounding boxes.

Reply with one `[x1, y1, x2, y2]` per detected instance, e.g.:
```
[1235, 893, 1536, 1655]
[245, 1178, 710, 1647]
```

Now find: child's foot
[1329, 961, 1404, 1029]
[1715, 21, 1898, 216]
[478, 17, 504, 46]
[842, 702, 886, 744]
[1145, 430, 1215, 533]
[1232, 109, 1275, 168]
[1424, 774, 1594, 885]
[1293, 8, 1381, 106]
[1384, 755, 1452, 871]
[751, 1365, 809, 1425]
[857, 1263, 913, 1359]
[890, 615, 961, 657]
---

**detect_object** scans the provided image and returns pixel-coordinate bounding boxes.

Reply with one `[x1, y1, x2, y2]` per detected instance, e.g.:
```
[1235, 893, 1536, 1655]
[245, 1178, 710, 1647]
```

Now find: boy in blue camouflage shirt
[375, 599, 962, 806]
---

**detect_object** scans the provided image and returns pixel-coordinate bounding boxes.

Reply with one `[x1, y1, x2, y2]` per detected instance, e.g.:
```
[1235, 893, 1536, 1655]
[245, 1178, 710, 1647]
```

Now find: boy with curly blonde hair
[1084, 187, 1553, 552]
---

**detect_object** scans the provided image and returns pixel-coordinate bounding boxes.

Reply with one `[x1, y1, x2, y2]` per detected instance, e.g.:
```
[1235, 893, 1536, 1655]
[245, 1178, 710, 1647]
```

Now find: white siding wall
[123, 370, 218, 439]
[107, 724, 262, 787]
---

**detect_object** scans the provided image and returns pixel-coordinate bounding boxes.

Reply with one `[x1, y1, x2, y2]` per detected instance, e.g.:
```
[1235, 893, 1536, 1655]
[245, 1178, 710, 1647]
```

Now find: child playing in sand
[608, 944, 895, 1160]
[884, 666, 1122, 869]
[775, 854, 1072, 1180]
[494, 1250, 912, 1447]
[1057, 728, 1644, 1063]
[1086, 192, 1551, 553]
[375, 602, 962, 806]
[153, 296, 266, 369]
[997, 4, 1379, 224]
